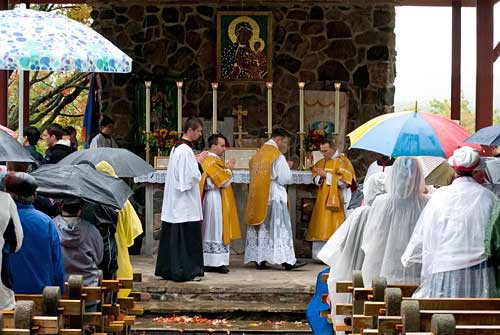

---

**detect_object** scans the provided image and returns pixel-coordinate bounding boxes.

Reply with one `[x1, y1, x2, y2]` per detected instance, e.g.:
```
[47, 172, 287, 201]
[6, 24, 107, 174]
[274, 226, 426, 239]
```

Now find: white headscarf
[363, 172, 387, 205]
[361, 157, 428, 286]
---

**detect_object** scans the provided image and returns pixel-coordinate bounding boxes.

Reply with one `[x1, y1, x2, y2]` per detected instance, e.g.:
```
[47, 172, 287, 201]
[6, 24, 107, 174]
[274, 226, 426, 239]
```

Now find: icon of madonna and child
[219, 14, 271, 81]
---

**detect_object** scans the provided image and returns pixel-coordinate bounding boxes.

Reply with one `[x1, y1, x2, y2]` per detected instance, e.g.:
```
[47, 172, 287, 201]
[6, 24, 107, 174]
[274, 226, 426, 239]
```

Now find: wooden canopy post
[475, 0, 494, 130]
[0, 0, 8, 126]
[450, 0, 461, 121]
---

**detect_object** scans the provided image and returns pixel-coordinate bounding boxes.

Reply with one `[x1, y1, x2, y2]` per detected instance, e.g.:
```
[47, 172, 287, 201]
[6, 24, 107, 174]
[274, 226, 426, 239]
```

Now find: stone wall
[89, 0, 396, 173]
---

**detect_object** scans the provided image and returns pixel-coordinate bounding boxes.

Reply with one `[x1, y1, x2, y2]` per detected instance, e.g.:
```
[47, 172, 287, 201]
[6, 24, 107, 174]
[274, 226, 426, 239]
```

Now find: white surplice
[244, 140, 297, 265]
[201, 153, 232, 267]
[160, 143, 203, 223]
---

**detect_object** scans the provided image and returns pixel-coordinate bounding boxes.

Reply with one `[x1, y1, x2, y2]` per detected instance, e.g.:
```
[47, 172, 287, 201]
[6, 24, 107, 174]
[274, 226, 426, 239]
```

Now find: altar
[134, 170, 313, 256]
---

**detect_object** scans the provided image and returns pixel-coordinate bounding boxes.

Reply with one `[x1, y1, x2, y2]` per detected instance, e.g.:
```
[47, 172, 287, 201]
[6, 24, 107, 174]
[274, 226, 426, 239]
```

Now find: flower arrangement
[304, 129, 326, 152]
[147, 128, 178, 156]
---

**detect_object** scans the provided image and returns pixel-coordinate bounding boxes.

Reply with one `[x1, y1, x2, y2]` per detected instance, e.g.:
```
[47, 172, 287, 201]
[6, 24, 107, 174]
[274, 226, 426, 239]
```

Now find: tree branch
[59, 113, 85, 117]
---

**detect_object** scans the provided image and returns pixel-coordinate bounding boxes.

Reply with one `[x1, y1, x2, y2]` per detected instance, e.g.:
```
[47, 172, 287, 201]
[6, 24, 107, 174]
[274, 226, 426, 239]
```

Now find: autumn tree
[6, 4, 92, 132]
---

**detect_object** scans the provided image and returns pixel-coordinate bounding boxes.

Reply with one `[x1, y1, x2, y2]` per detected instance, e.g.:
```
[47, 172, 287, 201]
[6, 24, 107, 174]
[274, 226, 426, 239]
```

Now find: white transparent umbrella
[0, 4, 132, 141]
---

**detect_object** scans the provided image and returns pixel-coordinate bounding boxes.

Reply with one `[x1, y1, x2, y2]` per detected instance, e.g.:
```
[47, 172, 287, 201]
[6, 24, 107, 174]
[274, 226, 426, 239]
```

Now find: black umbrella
[31, 164, 132, 209]
[465, 124, 500, 146]
[0, 128, 34, 163]
[57, 148, 153, 177]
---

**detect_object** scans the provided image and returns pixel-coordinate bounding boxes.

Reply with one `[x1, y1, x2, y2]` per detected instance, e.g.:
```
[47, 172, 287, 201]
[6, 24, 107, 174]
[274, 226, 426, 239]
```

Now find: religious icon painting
[217, 11, 273, 82]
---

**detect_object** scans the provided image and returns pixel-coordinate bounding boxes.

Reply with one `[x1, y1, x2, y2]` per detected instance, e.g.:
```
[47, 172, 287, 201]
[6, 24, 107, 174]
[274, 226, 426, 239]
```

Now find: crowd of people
[312, 145, 500, 332]
[3, 114, 500, 324]
[0, 114, 142, 311]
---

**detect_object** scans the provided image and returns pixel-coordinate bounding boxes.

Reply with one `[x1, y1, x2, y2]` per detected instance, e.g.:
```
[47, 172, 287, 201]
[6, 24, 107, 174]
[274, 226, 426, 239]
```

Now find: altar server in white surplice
[155, 117, 209, 282]
[243, 128, 306, 271]
[199, 133, 241, 274]
[318, 172, 386, 326]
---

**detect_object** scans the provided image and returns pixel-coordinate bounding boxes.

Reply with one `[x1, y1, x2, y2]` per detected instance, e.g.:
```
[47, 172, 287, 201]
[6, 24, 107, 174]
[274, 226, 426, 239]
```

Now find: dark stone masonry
[89, 0, 396, 170]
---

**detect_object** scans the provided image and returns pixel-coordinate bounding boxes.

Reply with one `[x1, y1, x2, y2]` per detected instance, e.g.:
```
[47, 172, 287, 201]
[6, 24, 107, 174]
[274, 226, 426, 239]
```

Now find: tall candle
[298, 82, 305, 134]
[266, 82, 273, 136]
[176, 81, 183, 134]
[334, 82, 341, 133]
[212, 83, 218, 134]
[145, 81, 151, 134]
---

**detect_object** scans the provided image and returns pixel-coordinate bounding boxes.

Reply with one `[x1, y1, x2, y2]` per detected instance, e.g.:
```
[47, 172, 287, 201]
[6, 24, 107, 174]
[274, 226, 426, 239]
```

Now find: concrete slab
[131, 253, 325, 314]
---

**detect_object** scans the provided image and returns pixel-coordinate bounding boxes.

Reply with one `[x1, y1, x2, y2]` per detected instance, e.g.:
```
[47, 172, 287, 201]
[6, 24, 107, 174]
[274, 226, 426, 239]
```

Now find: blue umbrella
[465, 125, 500, 146]
[0, 4, 132, 141]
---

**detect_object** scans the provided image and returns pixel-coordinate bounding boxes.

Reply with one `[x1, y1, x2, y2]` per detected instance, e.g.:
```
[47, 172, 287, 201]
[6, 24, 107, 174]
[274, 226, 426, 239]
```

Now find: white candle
[298, 82, 305, 134]
[176, 81, 183, 134]
[145, 81, 151, 134]
[266, 82, 273, 136]
[335, 82, 341, 133]
[212, 83, 218, 134]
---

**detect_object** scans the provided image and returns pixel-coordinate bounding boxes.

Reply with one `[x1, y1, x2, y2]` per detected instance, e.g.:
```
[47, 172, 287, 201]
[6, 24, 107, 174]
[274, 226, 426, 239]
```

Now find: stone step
[133, 316, 312, 334]
[138, 299, 309, 314]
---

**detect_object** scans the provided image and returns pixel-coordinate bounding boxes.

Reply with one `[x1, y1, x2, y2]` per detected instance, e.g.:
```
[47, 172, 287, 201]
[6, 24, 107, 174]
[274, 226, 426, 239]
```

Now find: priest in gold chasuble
[199, 133, 241, 274]
[306, 138, 356, 260]
[244, 128, 305, 270]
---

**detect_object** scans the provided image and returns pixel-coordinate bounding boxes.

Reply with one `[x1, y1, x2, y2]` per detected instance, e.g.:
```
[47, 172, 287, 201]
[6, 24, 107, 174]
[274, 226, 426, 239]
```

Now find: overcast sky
[394, 5, 500, 111]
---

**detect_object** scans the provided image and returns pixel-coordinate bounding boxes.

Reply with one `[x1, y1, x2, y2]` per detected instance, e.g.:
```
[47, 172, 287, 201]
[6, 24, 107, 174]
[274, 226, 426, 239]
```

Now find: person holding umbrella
[95, 160, 143, 298]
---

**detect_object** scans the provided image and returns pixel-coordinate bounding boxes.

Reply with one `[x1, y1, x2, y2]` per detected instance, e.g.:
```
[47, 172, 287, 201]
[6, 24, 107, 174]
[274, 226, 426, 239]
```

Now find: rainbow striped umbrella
[348, 111, 473, 158]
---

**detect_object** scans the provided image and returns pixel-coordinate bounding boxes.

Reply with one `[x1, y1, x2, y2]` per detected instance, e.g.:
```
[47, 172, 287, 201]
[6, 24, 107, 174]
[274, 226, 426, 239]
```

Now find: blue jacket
[306, 268, 333, 335]
[6, 202, 65, 294]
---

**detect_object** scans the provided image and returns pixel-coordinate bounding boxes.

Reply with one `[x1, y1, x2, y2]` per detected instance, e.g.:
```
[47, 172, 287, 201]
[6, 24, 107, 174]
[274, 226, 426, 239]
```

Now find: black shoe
[255, 261, 267, 270]
[217, 265, 230, 274]
[204, 266, 217, 273]
[283, 260, 307, 271]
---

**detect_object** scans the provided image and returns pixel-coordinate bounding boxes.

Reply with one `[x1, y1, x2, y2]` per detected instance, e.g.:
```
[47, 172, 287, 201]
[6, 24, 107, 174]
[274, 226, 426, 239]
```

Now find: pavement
[130, 251, 325, 314]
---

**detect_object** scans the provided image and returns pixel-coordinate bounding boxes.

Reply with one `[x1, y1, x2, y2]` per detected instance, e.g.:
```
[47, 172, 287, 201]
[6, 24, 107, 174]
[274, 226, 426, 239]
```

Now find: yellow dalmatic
[200, 155, 241, 244]
[95, 161, 144, 298]
[244, 143, 281, 226]
[305, 154, 356, 241]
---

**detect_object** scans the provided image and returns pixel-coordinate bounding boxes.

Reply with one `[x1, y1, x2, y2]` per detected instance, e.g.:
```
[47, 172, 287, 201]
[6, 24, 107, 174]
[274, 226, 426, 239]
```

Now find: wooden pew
[1, 300, 61, 335]
[373, 298, 500, 334]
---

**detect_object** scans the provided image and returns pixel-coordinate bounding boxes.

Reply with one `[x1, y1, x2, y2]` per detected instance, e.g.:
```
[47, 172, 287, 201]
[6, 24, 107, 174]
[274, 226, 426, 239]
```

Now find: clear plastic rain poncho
[402, 175, 498, 298]
[361, 157, 428, 286]
[318, 172, 387, 325]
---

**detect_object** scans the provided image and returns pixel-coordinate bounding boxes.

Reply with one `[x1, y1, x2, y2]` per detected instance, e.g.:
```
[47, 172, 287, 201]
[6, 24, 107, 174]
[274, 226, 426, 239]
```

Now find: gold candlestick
[298, 131, 306, 170]
[145, 81, 152, 164]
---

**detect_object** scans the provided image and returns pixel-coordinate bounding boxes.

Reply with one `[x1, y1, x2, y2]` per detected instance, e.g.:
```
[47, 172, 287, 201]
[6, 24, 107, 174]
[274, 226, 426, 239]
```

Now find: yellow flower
[159, 129, 168, 138]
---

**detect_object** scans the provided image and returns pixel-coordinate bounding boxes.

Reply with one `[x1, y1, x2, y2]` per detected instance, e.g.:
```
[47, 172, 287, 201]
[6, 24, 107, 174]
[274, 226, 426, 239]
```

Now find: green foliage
[428, 94, 500, 133]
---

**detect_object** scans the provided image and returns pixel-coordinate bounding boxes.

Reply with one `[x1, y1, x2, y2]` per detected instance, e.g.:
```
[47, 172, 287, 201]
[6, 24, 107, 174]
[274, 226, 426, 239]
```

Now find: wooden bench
[1, 300, 62, 335]
[366, 298, 500, 335]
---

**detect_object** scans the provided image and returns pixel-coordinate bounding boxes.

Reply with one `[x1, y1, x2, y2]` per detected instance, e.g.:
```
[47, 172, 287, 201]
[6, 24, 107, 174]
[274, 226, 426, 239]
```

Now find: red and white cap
[448, 146, 481, 172]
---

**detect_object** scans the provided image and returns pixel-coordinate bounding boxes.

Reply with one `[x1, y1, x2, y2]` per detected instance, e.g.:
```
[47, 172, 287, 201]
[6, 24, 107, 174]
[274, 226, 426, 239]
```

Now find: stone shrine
[89, 0, 396, 173]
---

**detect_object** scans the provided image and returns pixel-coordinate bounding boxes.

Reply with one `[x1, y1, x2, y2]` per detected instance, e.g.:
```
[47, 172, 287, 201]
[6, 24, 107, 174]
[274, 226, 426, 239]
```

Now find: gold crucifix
[232, 105, 248, 147]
